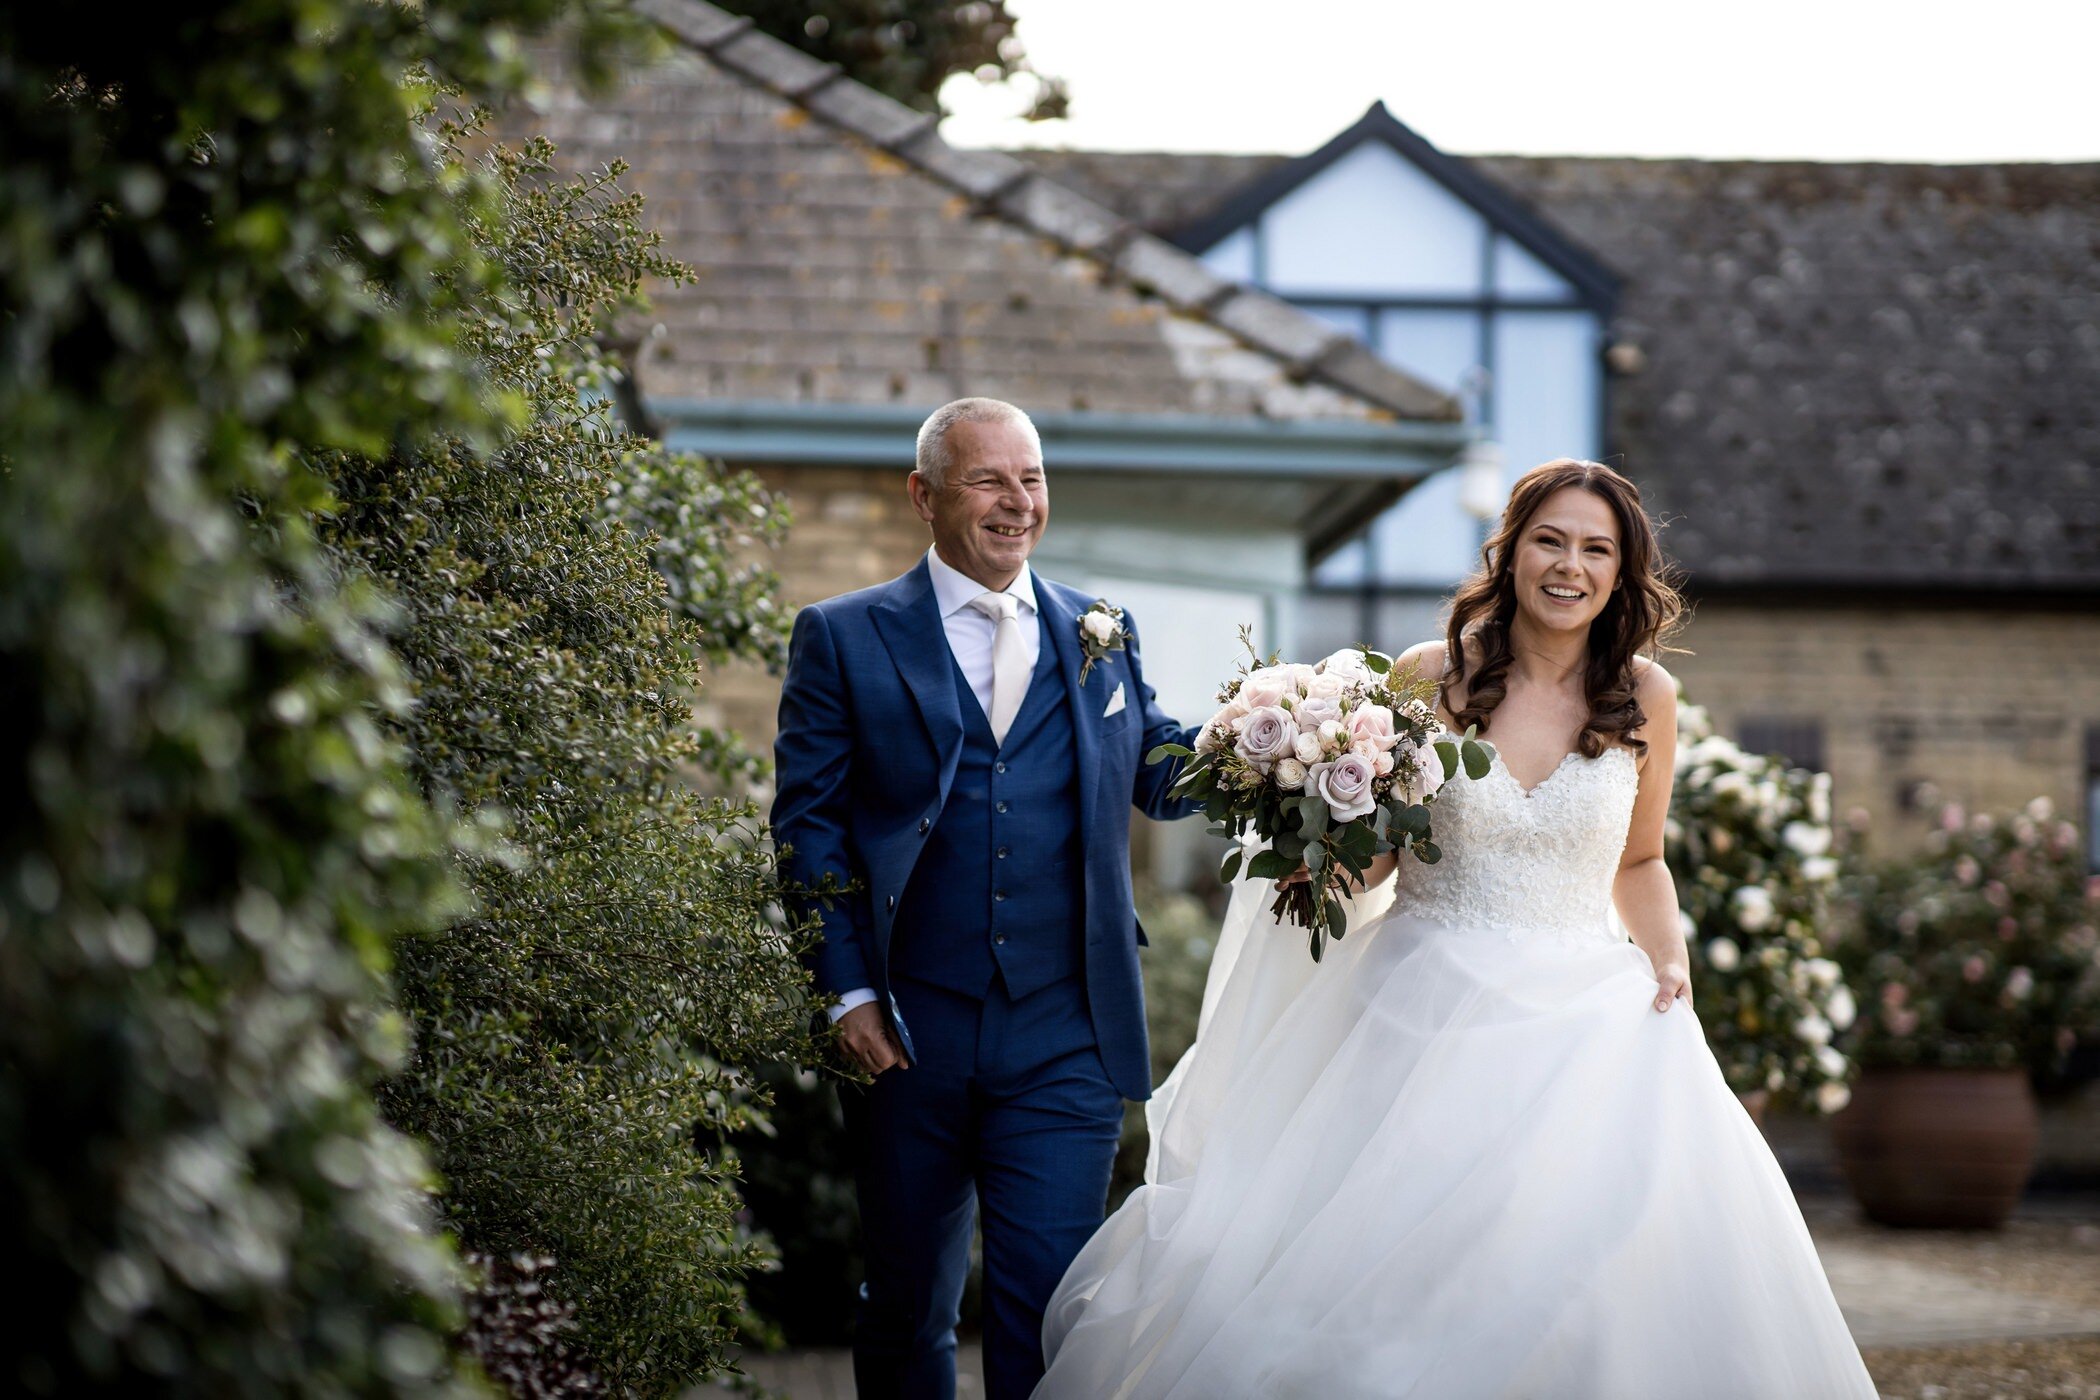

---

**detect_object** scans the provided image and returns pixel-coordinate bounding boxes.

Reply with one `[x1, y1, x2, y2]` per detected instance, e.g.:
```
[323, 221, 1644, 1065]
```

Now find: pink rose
[1344, 703, 1399, 751]
[1301, 670, 1350, 702]
[1238, 666, 1292, 712]
[1234, 706, 1298, 771]
[1310, 752, 1377, 822]
[1282, 662, 1319, 693]
[1294, 695, 1342, 730]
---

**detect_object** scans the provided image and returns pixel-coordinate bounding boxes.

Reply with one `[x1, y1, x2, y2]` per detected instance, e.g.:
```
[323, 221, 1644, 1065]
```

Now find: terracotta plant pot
[1830, 1066, 2039, 1228]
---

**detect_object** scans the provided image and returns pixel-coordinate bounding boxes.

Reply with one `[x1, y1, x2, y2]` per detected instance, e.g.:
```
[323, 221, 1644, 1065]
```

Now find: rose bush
[1835, 797, 2100, 1074]
[1668, 693, 1855, 1111]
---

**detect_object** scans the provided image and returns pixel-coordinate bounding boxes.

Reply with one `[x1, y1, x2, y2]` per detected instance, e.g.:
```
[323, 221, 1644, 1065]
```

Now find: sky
[938, 0, 2100, 163]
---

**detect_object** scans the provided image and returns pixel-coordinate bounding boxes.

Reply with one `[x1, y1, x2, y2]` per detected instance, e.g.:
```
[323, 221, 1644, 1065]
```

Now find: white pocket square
[1102, 682, 1127, 718]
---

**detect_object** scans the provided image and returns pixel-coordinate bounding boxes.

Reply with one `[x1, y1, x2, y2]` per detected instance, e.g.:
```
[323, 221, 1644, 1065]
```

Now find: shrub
[0, 2, 637, 1392]
[321, 124, 818, 1392]
[1667, 695, 1856, 1111]
[1837, 798, 2100, 1075]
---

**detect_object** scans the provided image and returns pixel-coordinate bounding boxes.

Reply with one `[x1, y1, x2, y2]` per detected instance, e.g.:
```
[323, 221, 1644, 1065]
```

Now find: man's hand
[837, 1001, 907, 1076]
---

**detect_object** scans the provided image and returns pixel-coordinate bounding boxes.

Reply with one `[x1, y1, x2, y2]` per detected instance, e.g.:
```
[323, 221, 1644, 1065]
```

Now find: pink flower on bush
[1961, 955, 1988, 983]
[1880, 983, 1909, 1008]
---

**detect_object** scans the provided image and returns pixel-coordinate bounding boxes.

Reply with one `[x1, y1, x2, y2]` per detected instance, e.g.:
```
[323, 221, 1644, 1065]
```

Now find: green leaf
[1147, 742, 1195, 765]
[1219, 848, 1244, 883]
[1417, 840, 1443, 865]
[1324, 896, 1348, 942]
[1360, 649, 1392, 674]
[1246, 850, 1295, 881]
[1434, 739, 1460, 781]
[1461, 739, 1493, 782]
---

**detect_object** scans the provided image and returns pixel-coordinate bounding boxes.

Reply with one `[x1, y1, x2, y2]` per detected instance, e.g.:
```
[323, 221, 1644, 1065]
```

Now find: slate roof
[517, 0, 1456, 425]
[1012, 146, 2100, 593]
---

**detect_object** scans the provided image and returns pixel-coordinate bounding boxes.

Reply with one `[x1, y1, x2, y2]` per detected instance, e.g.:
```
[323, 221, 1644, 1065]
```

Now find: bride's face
[1508, 486, 1621, 637]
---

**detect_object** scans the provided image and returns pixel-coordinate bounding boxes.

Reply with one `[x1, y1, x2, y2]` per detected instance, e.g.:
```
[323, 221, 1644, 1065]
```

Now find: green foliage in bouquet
[0, 2, 639, 1392]
[1667, 697, 1855, 1112]
[1149, 636, 1493, 962]
[1836, 798, 2100, 1075]
[315, 120, 819, 1390]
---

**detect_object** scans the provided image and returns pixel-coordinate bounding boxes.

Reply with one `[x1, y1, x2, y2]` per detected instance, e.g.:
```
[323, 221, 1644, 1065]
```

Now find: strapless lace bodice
[1390, 739, 1641, 948]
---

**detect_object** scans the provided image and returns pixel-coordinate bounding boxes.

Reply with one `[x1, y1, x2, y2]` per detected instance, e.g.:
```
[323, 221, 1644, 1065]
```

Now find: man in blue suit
[773, 397, 1199, 1400]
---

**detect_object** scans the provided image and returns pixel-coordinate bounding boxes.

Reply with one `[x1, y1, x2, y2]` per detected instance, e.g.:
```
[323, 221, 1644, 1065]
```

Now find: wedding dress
[1037, 739, 1875, 1399]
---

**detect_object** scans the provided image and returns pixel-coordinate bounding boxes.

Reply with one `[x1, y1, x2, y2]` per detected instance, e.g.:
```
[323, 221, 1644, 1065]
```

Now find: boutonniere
[1077, 600, 1128, 685]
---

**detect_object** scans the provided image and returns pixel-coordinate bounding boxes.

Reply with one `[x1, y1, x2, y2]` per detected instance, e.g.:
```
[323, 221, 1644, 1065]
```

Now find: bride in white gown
[1037, 459, 1876, 1399]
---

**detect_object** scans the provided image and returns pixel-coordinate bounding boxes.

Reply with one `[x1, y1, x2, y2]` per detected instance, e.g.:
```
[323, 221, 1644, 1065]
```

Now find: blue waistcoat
[889, 610, 1085, 1002]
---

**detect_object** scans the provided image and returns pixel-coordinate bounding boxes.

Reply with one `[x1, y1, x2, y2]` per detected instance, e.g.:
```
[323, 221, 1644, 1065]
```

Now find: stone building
[1025, 118, 2100, 854]
[515, 0, 1469, 771]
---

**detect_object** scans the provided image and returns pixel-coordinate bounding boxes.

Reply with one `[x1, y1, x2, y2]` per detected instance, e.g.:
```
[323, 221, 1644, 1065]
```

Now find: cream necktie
[968, 591, 1028, 745]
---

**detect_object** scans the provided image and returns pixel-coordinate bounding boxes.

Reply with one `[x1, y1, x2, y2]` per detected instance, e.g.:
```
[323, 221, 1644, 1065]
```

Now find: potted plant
[1668, 697, 1857, 1124]
[1831, 798, 2100, 1227]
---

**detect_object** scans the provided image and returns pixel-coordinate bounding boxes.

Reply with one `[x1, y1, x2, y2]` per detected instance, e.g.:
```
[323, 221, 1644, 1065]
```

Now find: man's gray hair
[914, 397, 1042, 488]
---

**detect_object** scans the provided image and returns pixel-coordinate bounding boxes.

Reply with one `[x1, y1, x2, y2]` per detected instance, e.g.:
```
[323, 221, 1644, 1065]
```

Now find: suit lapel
[871, 560, 965, 799]
[1041, 579, 1103, 837]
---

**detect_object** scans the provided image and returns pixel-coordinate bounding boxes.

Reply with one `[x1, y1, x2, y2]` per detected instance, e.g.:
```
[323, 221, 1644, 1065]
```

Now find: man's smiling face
[909, 417, 1049, 590]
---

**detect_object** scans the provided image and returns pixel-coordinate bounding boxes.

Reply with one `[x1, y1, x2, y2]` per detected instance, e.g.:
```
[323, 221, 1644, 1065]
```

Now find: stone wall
[1671, 600, 2100, 853]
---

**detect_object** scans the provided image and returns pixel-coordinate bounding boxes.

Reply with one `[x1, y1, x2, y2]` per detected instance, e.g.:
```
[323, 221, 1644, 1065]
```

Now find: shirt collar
[926, 545, 1038, 621]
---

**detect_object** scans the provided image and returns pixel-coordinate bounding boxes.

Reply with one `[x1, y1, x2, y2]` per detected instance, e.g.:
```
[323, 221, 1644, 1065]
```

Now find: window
[1736, 718, 1827, 774]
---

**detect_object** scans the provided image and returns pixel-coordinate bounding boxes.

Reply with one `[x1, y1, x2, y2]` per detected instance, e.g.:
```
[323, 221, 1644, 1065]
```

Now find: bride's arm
[1614, 661, 1692, 1014]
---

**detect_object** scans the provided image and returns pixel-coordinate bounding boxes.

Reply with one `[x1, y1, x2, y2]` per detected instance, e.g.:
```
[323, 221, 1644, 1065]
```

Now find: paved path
[710, 1206, 2100, 1397]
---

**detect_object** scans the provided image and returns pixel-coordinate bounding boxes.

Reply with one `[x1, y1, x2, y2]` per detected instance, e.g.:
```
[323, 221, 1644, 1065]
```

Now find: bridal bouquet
[1148, 637, 1494, 961]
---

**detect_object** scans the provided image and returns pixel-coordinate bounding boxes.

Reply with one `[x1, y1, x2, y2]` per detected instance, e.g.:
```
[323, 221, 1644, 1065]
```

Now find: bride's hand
[1654, 961, 1692, 1014]
[1274, 863, 1312, 890]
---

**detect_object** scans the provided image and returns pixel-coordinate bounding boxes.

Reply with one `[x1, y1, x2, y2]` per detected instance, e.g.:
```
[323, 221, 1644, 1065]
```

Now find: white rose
[1317, 718, 1347, 750]
[1706, 936, 1741, 972]
[1372, 748, 1394, 776]
[1317, 648, 1375, 685]
[1282, 662, 1320, 693]
[1793, 1014, 1833, 1047]
[1293, 731, 1324, 764]
[1082, 611, 1117, 643]
[1826, 984, 1856, 1031]
[1815, 1081, 1852, 1115]
[1782, 821, 1831, 857]
[1815, 1045, 1848, 1079]
[1410, 742, 1445, 801]
[1274, 757, 1308, 791]
[1732, 885, 1775, 933]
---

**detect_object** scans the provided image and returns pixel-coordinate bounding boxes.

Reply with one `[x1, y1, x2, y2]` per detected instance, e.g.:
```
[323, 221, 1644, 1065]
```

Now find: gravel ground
[1863, 1337, 2100, 1399]
[1803, 1198, 2100, 1312]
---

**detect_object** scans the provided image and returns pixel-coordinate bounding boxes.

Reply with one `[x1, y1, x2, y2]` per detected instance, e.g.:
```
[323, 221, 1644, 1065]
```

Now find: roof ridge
[631, 0, 1458, 423]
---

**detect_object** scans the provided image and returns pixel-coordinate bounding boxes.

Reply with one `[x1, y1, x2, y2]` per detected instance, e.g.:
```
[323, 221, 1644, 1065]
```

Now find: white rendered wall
[1260, 142, 1486, 297]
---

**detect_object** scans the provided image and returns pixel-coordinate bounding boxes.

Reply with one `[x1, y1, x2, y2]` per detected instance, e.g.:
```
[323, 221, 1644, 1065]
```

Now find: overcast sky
[938, 0, 2099, 163]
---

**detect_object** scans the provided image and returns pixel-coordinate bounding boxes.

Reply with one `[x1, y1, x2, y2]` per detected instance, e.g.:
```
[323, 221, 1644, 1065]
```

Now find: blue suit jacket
[772, 557, 1197, 1100]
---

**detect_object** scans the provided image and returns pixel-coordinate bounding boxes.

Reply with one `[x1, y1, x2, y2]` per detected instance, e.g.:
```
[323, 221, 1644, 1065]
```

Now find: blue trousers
[842, 973, 1124, 1400]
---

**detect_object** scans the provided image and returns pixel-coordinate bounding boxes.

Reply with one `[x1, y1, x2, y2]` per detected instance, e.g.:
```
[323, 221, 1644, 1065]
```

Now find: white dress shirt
[829, 547, 1042, 1024]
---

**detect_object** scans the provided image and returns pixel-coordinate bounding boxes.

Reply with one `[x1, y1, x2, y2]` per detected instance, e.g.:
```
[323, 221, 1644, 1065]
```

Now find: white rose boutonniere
[1077, 600, 1127, 685]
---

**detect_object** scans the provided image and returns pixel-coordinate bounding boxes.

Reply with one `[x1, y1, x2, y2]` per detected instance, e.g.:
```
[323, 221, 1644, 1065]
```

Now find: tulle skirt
[1036, 876, 1875, 1399]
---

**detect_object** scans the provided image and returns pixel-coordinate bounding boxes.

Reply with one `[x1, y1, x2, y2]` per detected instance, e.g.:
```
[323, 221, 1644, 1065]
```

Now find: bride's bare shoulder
[1394, 639, 1451, 678]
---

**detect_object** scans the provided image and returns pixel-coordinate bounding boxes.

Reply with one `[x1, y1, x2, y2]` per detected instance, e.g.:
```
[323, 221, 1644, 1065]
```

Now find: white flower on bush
[1809, 772, 1832, 825]
[1273, 757, 1308, 791]
[1793, 1014, 1833, 1047]
[2005, 966, 2034, 1001]
[1731, 885, 1776, 933]
[1233, 706, 1297, 772]
[1815, 1081, 1852, 1114]
[1782, 821, 1831, 857]
[1678, 909, 1698, 943]
[1310, 752, 1378, 822]
[1825, 984, 1856, 1031]
[1800, 855, 1839, 884]
[1706, 936, 1741, 972]
[1815, 1045, 1848, 1079]
[1803, 957, 1841, 989]
[1711, 770, 1753, 802]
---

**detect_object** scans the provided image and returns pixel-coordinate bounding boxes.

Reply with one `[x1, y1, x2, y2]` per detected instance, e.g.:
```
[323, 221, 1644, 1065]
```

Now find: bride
[1036, 459, 1876, 1399]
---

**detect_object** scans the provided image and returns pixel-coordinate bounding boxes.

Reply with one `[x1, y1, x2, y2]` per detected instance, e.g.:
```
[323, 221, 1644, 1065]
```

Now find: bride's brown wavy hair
[1441, 458, 1686, 759]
